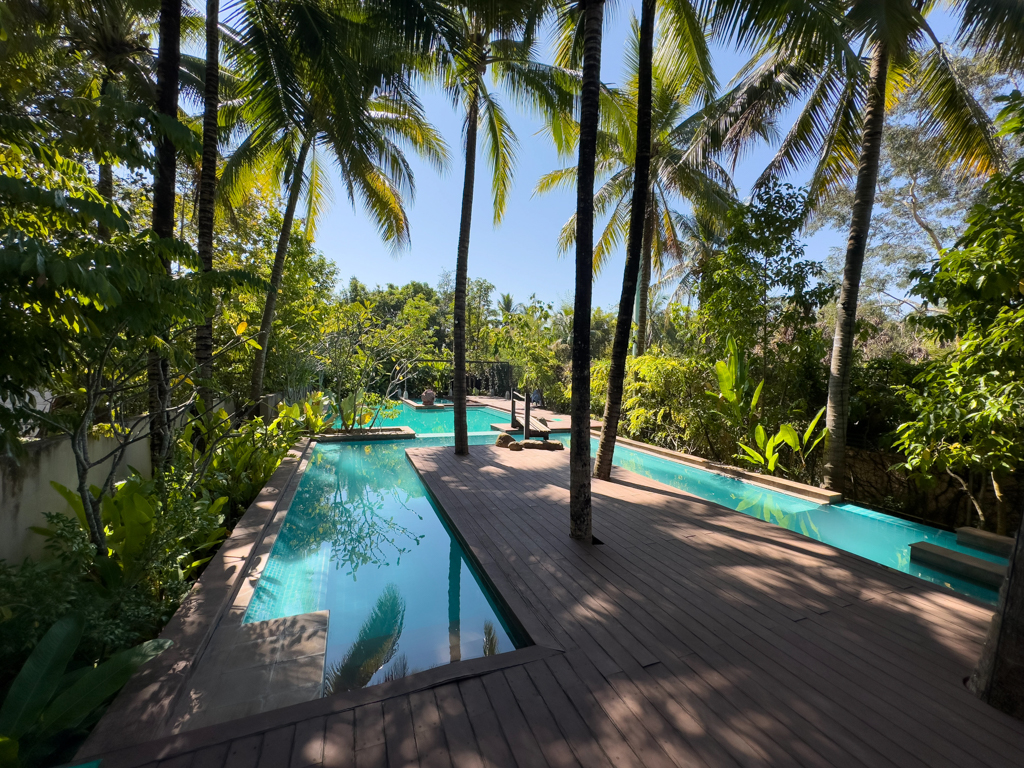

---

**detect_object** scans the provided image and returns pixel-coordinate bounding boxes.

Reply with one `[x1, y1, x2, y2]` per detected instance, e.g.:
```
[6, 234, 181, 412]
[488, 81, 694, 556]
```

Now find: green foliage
[0, 612, 171, 767]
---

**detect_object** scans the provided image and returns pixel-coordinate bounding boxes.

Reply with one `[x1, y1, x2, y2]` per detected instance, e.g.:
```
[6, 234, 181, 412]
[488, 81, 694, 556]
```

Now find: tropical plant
[228, 0, 450, 410]
[737, 408, 826, 479]
[0, 613, 170, 767]
[700, 0, 1022, 492]
[437, 0, 573, 456]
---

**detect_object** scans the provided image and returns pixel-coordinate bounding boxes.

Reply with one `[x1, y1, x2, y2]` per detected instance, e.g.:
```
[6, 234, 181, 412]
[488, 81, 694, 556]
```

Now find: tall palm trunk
[969, 508, 1024, 719]
[569, 0, 605, 540]
[592, 0, 654, 482]
[195, 0, 220, 405]
[148, 0, 182, 473]
[453, 92, 479, 456]
[97, 75, 113, 241]
[822, 40, 888, 493]
[635, 213, 653, 356]
[249, 134, 312, 411]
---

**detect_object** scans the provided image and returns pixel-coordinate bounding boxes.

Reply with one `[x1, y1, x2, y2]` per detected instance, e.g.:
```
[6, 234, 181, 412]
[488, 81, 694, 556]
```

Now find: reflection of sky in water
[245, 433, 518, 691]
[603, 439, 1003, 604]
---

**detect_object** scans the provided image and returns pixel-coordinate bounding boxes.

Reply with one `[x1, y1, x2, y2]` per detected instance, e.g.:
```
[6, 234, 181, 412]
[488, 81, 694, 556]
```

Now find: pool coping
[317, 425, 416, 441]
[78, 437, 317, 760]
[596, 430, 843, 506]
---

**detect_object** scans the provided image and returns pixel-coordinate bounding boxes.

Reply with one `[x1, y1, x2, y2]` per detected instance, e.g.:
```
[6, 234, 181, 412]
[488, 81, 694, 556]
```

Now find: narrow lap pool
[603, 439, 1003, 605]
[245, 408, 524, 694]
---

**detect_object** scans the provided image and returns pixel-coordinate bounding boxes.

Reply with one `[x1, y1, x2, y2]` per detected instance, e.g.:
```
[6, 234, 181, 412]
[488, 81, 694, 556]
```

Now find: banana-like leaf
[737, 442, 765, 464]
[803, 406, 826, 446]
[36, 638, 173, 737]
[778, 424, 800, 452]
[50, 482, 88, 530]
[0, 613, 84, 739]
[750, 379, 764, 414]
[754, 424, 767, 450]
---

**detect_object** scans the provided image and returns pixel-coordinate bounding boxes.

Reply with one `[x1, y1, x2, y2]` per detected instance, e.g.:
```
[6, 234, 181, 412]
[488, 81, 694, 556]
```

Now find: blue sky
[311, 4, 960, 310]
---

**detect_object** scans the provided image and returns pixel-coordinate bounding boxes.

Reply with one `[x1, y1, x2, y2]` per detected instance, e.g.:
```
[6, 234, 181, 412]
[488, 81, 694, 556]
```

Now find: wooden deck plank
[382, 696, 420, 768]
[224, 736, 262, 768]
[256, 726, 293, 768]
[456, 676, 517, 768]
[292, 716, 326, 768]
[322, 712, 355, 768]
[408, 690, 453, 768]
[432, 684, 485, 768]
[478, 671, 551, 767]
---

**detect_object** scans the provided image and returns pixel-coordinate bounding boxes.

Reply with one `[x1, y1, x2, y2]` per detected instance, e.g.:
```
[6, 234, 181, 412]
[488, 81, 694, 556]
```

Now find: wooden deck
[85, 445, 1024, 767]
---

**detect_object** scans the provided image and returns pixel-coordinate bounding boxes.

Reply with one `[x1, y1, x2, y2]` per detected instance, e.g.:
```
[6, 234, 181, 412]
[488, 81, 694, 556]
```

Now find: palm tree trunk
[593, 0, 654, 482]
[97, 74, 113, 241]
[249, 133, 312, 411]
[569, 0, 605, 540]
[969, 507, 1024, 719]
[822, 40, 888, 493]
[636, 215, 653, 356]
[148, 0, 183, 473]
[453, 93, 479, 456]
[195, 0, 220, 406]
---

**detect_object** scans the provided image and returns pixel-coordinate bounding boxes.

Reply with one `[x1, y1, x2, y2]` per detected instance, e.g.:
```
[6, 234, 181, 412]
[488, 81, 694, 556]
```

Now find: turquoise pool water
[245, 432, 522, 693]
[385, 404, 508, 434]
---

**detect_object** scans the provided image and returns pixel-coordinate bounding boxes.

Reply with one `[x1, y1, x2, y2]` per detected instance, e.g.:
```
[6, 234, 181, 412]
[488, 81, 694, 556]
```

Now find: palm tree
[561, 0, 604, 541]
[542, 7, 724, 481]
[146, 0, 182, 472]
[194, 0, 220, 400]
[703, 0, 1021, 492]
[439, 0, 573, 456]
[226, 0, 449, 410]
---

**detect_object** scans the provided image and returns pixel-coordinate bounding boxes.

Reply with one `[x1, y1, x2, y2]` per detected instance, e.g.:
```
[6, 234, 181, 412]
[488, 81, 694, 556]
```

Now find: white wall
[0, 435, 151, 564]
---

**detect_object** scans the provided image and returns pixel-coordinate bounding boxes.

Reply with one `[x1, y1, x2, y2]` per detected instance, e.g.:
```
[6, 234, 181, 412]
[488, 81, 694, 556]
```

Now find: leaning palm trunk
[195, 0, 220, 405]
[453, 93, 479, 456]
[249, 134, 312, 411]
[593, 0, 655, 482]
[148, 0, 183, 472]
[569, 0, 605, 539]
[822, 41, 889, 493]
[969, 507, 1024, 719]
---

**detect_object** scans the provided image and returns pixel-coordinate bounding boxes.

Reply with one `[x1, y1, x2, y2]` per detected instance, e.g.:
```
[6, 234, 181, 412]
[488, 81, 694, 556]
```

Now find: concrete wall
[0, 435, 151, 564]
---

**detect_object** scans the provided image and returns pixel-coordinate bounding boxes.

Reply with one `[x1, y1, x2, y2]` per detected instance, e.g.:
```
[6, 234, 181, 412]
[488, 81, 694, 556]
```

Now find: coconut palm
[194, 0, 220, 397]
[438, 0, 573, 456]
[555, 0, 605, 541]
[542, 8, 725, 481]
[225, 0, 450, 410]
[701, 0, 1022, 492]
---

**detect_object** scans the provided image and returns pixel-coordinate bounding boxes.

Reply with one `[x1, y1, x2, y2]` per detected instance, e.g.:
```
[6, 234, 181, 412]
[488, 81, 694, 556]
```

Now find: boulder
[508, 441, 524, 452]
[495, 433, 516, 448]
[522, 439, 564, 451]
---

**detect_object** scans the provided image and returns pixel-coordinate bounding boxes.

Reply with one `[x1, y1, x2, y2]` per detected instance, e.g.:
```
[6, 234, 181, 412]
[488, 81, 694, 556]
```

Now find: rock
[522, 439, 564, 451]
[508, 441, 524, 451]
[495, 433, 515, 448]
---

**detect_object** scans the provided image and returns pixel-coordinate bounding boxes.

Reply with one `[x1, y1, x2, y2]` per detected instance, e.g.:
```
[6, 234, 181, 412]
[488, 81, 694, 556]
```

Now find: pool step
[909, 542, 1007, 588]
[956, 527, 1016, 558]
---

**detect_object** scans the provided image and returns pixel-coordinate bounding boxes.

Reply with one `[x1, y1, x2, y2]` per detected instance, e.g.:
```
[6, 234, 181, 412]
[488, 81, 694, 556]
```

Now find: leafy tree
[229, 0, 450, 409]
[703, 0, 1021, 492]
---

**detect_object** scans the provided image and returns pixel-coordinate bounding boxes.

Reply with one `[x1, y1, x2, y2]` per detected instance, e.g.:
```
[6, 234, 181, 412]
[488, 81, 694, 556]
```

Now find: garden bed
[317, 425, 416, 441]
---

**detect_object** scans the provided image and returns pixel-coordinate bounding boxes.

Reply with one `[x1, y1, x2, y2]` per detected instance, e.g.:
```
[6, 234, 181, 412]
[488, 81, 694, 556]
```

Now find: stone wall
[0, 434, 152, 564]
[844, 445, 1021, 533]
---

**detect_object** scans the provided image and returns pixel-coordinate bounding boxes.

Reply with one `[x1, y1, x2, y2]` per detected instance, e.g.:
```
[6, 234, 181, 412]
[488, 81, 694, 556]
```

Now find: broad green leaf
[778, 424, 800, 452]
[50, 482, 87, 530]
[0, 613, 83, 739]
[737, 443, 764, 464]
[750, 380, 764, 414]
[235, 321, 247, 335]
[754, 424, 767, 450]
[37, 639, 172, 737]
[803, 407, 826, 446]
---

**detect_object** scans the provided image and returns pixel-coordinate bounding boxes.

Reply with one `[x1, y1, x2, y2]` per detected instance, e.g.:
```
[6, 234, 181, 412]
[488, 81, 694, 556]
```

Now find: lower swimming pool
[244, 430, 523, 694]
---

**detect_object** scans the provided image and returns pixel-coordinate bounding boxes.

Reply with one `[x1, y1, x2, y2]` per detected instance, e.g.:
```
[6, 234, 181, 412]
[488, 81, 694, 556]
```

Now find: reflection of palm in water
[325, 583, 406, 694]
[483, 621, 498, 656]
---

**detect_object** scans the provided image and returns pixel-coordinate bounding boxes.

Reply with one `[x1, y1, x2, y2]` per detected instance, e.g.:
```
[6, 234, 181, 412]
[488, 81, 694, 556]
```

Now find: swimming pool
[244, 431, 523, 694]
[606, 440, 1003, 604]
